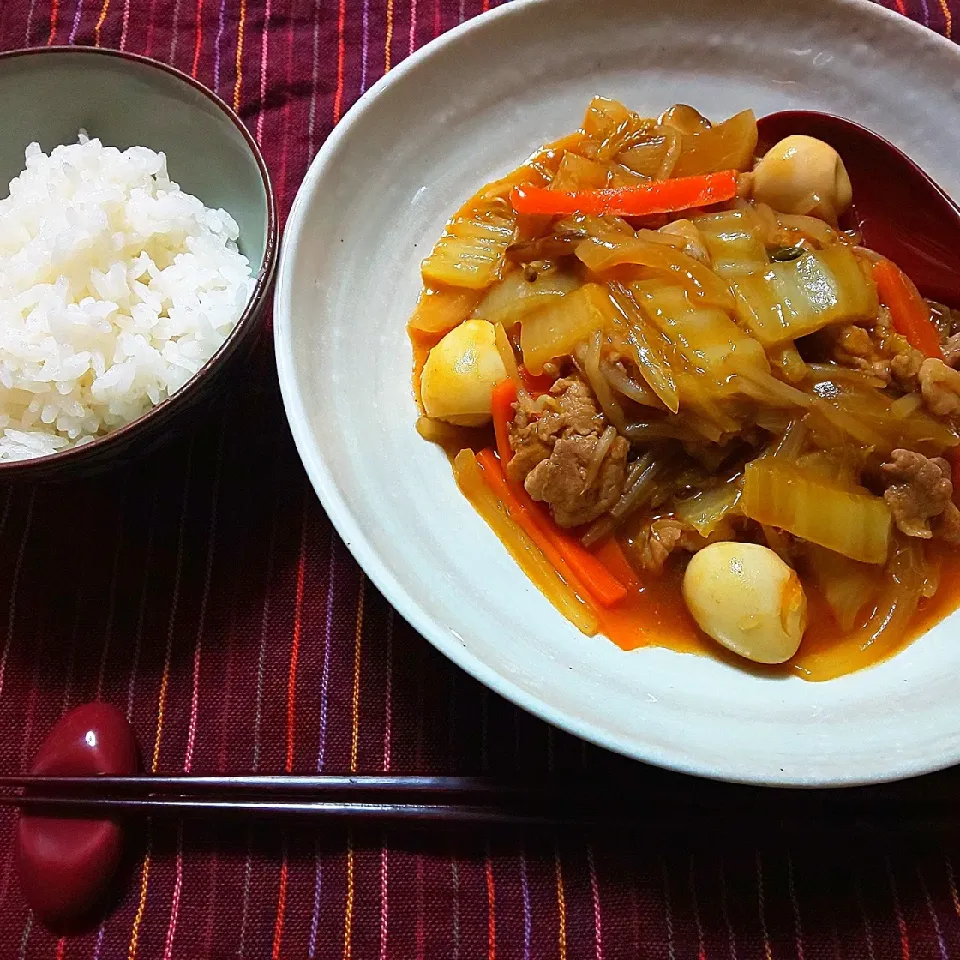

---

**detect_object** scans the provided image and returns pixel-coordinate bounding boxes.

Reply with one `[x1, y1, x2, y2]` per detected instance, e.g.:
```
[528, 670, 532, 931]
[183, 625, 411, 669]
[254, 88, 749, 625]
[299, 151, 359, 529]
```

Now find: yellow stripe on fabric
[127, 845, 152, 960]
[129, 447, 191, 960]
[384, 0, 395, 72]
[937, 0, 952, 37]
[343, 581, 365, 960]
[350, 579, 365, 773]
[233, 0, 247, 112]
[94, 0, 111, 45]
[152, 663, 171, 773]
[343, 837, 356, 960]
[125, 648, 172, 960]
[127, 624, 172, 959]
[555, 846, 567, 960]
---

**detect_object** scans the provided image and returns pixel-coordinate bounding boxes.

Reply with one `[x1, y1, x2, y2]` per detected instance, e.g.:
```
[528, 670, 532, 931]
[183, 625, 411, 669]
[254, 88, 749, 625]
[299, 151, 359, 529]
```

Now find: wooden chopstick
[2, 794, 956, 836]
[0, 774, 954, 809]
[0, 774, 957, 835]
[0, 795, 582, 826]
[0, 774, 541, 799]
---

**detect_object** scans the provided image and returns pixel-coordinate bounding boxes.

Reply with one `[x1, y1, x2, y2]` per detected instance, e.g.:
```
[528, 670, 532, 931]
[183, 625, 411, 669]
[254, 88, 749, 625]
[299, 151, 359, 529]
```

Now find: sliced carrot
[509, 170, 738, 218]
[491, 378, 518, 465]
[475, 448, 627, 608]
[475, 448, 585, 595]
[872, 259, 943, 360]
[592, 536, 640, 591]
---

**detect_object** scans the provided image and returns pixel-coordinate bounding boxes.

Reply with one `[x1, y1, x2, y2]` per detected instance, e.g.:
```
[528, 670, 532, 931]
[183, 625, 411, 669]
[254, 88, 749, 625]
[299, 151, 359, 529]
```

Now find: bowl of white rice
[0, 46, 276, 478]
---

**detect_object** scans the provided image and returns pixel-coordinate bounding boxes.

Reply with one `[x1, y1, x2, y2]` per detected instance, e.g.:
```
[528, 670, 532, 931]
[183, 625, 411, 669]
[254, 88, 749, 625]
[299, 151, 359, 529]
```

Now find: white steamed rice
[0, 133, 254, 461]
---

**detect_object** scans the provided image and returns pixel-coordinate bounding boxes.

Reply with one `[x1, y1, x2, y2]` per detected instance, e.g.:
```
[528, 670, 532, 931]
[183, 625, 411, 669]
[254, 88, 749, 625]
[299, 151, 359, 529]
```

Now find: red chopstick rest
[16, 702, 138, 930]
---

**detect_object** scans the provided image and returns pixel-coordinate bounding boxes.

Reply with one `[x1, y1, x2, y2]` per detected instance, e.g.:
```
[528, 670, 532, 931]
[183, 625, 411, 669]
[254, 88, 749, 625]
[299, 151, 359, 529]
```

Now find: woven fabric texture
[0, 0, 959, 956]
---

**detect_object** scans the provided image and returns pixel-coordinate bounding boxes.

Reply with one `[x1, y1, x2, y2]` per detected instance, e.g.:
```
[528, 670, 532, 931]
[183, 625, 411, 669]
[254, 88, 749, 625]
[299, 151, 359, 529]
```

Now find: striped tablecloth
[1, 0, 959, 956]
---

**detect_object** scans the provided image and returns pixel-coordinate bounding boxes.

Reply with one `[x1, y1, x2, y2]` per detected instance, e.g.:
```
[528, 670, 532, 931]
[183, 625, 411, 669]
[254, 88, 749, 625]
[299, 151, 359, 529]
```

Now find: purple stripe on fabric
[25, 0, 38, 43]
[307, 852, 324, 959]
[307, 531, 338, 957]
[308, 0, 322, 157]
[451, 858, 461, 960]
[316, 532, 337, 772]
[520, 849, 532, 960]
[238, 503, 279, 958]
[91, 924, 105, 960]
[213, 0, 227, 92]
[251, 509, 279, 771]
[168, 0, 183, 63]
[360, 0, 370, 91]
[17, 913, 32, 960]
[919, 0, 932, 23]
[68, 0, 84, 42]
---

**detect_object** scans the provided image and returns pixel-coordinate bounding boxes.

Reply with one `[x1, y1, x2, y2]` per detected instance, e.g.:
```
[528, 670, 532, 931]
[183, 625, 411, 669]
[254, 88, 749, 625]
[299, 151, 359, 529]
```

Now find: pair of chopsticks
[0, 773, 957, 835]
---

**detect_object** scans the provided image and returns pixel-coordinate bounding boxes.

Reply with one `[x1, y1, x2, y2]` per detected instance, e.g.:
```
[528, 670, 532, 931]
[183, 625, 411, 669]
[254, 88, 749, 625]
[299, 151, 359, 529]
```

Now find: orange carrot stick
[872, 259, 943, 360]
[476, 448, 627, 607]
[510, 170, 738, 218]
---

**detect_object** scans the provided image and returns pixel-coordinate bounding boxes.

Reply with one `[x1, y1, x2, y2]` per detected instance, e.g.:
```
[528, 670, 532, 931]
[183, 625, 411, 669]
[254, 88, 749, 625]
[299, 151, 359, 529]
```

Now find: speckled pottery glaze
[276, 0, 960, 786]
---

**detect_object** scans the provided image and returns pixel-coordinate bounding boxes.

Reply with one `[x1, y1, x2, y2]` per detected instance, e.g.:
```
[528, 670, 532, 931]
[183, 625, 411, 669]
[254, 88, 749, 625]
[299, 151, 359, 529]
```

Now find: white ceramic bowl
[276, 0, 960, 786]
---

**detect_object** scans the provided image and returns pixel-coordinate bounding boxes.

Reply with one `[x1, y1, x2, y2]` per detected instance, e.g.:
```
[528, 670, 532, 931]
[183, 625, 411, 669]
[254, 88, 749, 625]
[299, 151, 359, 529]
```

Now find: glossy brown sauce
[411, 319, 960, 682]
[791, 541, 960, 680]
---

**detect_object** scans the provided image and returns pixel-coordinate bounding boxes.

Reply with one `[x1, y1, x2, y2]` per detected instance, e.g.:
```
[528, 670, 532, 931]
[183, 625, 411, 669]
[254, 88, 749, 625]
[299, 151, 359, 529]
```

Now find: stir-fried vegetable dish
[408, 99, 960, 680]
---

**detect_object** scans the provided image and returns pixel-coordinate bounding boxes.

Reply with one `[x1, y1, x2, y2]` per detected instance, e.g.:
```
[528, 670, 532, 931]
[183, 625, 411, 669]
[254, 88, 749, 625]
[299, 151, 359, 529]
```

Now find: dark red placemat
[0, 0, 959, 956]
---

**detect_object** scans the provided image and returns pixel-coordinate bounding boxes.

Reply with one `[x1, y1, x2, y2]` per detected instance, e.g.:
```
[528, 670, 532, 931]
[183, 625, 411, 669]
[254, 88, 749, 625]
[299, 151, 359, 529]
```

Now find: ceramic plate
[275, 0, 960, 786]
